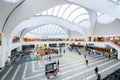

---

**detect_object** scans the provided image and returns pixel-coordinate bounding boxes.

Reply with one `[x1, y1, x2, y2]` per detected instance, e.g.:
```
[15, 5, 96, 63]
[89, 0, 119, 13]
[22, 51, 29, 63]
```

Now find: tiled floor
[0, 49, 120, 80]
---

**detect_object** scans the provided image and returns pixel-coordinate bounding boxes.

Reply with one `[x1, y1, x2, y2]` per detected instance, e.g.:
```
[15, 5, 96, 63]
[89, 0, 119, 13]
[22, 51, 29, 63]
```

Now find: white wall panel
[94, 19, 120, 36]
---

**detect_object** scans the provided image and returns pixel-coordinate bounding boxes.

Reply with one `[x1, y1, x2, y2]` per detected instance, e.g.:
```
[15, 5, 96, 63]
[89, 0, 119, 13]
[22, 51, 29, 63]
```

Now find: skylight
[30, 24, 66, 35]
[33, 4, 90, 29]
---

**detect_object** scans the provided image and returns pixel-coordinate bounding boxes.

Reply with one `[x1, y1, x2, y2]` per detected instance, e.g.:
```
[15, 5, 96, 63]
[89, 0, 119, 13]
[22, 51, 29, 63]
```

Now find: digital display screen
[46, 64, 54, 70]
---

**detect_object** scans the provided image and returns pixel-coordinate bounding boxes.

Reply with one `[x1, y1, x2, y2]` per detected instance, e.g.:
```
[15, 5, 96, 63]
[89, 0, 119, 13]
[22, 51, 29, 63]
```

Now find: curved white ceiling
[1, 0, 120, 39]
[12, 3, 90, 39]
[0, 0, 68, 37]
[97, 12, 116, 24]
[11, 15, 86, 39]
[10, 3, 91, 39]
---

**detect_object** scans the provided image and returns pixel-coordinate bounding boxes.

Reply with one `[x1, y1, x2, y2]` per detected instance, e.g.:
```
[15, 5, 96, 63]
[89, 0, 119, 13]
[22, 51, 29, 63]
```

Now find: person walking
[57, 59, 60, 72]
[95, 67, 98, 74]
[60, 48, 61, 53]
[97, 73, 101, 80]
[84, 54, 86, 59]
[57, 59, 59, 66]
[86, 59, 88, 67]
[108, 54, 111, 60]
[63, 49, 65, 53]
[48, 55, 51, 60]
[88, 51, 90, 55]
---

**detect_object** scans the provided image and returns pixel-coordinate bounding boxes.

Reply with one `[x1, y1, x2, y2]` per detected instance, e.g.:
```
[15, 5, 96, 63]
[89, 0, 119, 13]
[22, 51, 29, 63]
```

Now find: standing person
[57, 59, 60, 72]
[48, 55, 51, 60]
[60, 48, 61, 53]
[88, 51, 90, 55]
[95, 67, 98, 74]
[84, 54, 86, 59]
[116, 54, 118, 60]
[108, 54, 111, 60]
[57, 59, 59, 66]
[64, 49, 65, 53]
[86, 59, 88, 67]
[97, 73, 101, 80]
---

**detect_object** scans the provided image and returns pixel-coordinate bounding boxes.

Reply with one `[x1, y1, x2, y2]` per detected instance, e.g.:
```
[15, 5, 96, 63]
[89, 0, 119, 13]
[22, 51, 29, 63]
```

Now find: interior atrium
[0, 0, 120, 80]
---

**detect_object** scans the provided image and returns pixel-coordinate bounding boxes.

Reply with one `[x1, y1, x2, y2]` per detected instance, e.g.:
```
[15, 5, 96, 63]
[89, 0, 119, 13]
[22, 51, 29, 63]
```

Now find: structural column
[7, 37, 13, 63]
[0, 33, 8, 68]
[91, 36, 94, 42]
[57, 43, 59, 47]
[46, 42, 49, 48]
[85, 36, 88, 45]
[19, 37, 23, 51]
[117, 50, 120, 59]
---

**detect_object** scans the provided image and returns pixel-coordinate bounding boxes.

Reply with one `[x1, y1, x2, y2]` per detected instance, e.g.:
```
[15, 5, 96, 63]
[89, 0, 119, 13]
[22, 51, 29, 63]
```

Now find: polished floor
[0, 49, 120, 80]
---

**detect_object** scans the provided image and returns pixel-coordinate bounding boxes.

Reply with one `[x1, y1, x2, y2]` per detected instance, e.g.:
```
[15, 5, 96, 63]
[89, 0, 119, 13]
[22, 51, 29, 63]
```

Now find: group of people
[84, 54, 101, 80]
[95, 67, 101, 80]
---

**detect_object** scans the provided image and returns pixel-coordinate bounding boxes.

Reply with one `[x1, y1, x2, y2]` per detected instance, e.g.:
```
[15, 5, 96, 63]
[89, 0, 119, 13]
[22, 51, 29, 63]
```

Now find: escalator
[105, 40, 120, 59]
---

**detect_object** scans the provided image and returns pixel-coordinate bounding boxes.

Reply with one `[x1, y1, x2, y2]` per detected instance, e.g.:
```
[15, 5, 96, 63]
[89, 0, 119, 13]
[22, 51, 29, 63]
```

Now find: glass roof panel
[67, 8, 88, 21]
[30, 24, 66, 35]
[41, 10, 47, 15]
[73, 15, 89, 24]
[57, 4, 70, 17]
[52, 5, 61, 16]
[47, 8, 54, 15]
[33, 4, 90, 29]
[62, 4, 80, 19]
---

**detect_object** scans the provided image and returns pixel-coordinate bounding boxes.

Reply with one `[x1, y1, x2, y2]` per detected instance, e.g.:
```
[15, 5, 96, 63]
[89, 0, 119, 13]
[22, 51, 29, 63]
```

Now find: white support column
[47, 42, 49, 48]
[57, 43, 59, 47]
[0, 33, 8, 68]
[19, 37, 23, 51]
[117, 50, 120, 59]
[65, 41, 67, 47]
[91, 36, 94, 42]
[85, 36, 88, 45]
[7, 37, 12, 62]
[67, 29, 71, 46]
[34, 44, 37, 49]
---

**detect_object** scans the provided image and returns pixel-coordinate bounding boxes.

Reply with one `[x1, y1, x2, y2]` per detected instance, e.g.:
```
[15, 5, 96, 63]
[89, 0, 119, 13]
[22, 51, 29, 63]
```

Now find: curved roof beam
[11, 15, 86, 39]
[0, 0, 25, 32]
[61, 4, 71, 17]
[24, 32, 67, 38]
[20, 16, 86, 36]
[78, 19, 89, 24]
[22, 25, 67, 38]
[3, 0, 69, 37]
[66, 7, 81, 19]
[56, 5, 62, 16]
[72, 13, 88, 22]
[2, 0, 26, 32]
